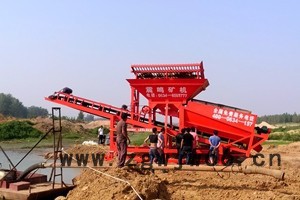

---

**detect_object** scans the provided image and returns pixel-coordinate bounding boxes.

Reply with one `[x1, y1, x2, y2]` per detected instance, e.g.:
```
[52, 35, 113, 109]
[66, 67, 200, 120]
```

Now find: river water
[0, 148, 81, 184]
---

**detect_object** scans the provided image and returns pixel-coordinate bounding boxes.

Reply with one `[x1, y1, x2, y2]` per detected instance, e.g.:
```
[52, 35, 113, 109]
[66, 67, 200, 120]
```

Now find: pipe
[243, 165, 285, 180]
[16, 162, 46, 181]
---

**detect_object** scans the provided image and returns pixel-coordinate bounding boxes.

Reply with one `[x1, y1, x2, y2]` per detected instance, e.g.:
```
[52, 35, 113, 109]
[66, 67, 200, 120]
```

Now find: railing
[131, 62, 205, 79]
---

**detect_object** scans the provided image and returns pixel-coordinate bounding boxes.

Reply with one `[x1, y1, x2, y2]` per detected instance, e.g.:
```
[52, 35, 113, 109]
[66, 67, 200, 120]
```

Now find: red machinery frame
[45, 62, 269, 164]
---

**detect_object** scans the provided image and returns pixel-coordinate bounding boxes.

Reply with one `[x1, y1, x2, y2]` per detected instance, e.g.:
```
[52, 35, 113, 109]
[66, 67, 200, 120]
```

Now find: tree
[257, 112, 300, 124]
[84, 114, 94, 122]
[27, 106, 49, 118]
[0, 93, 50, 119]
[77, 111, 84, 121]
[0, 93, 27, 118]
[10, 98, 27, 118]
[0, 93, 12, 116]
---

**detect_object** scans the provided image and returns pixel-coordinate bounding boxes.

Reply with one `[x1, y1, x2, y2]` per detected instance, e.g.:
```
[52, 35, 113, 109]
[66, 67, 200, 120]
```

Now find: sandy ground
[53, 142, 300, 200]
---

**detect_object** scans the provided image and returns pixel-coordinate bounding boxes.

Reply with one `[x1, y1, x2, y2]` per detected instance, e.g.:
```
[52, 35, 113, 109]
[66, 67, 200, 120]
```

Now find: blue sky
[0, 1, 299, 117]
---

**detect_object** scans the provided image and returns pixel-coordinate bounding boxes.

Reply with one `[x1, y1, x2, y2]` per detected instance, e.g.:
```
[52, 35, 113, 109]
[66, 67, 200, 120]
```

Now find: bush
[269, 134, 282, 140]
[269, 132, 300, 142]
[104, 127, 110, 135]
[273, 125, 300, 132]
[282, 133, 291, 141]
[290, 134, 300, 141]
[130, 132, 149, 145]
[273, 127, 286, 132]
[0, 121, 42, 140]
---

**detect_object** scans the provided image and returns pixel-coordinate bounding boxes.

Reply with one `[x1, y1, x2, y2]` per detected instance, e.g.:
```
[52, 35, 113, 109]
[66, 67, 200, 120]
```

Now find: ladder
[49, 107, 66, 188]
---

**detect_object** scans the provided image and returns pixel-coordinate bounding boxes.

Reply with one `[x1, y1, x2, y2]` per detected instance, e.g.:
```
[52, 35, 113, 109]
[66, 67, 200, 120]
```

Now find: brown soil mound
[31, 117, 53, 132]
[66, 144, 109, 155]
[81, 120, 110, 129]
[67, 168, 168, 200]
[0, 114, 5, 122]
[277, 142, 300, 153]
[31, 117, 89, 133]
[0, 114, 15, 123]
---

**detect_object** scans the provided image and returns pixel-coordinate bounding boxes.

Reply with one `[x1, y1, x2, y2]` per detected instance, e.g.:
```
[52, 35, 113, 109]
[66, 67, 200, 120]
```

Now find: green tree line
[0, 93, 48, 118]
[257, 112, 300, 124]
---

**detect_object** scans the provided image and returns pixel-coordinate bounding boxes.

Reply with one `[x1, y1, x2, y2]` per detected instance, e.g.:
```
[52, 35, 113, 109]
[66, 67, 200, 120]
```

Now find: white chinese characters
[212, 107, 255, 127]
[145, 86, 188, 99]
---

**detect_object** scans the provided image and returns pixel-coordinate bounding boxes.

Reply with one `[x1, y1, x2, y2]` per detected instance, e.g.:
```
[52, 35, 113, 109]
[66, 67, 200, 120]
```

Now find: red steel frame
[45, 62, 270, 164]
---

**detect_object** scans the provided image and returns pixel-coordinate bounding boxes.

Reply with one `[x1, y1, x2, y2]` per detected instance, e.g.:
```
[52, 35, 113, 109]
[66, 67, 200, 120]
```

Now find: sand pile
[31, 117, 88, 133]
[66, 168, 168, 200]
[65, 144, 109, 155]
[0, 114, 15, 123]
[256, 121, 277, 129]
[81, 120, 110, 129]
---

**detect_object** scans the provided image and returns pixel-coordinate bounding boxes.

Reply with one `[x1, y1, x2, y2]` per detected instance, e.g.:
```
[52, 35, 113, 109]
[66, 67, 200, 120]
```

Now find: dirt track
[59, 142, 300, 200]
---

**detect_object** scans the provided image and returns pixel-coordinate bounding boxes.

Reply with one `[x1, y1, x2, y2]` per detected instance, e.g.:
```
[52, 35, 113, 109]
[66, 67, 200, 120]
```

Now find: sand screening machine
[45, 62, 270, 165]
